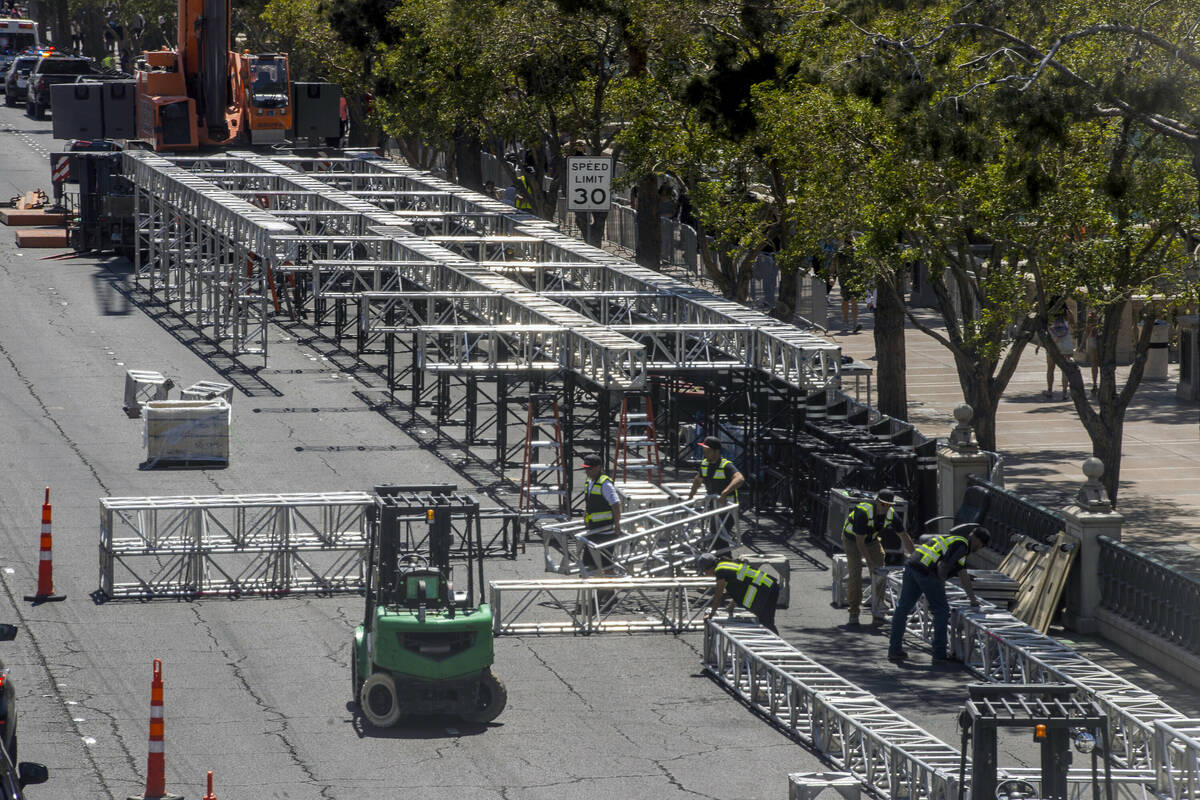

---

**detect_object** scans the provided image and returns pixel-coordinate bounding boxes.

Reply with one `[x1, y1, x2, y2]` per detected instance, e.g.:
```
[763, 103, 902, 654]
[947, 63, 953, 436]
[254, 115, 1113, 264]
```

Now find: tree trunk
[51, 0, 69, 50]
[452, 131, 483, 191]
[635, 173, 660, 268]
[774, 269, 797, 321]
[874, 269, 908, 420]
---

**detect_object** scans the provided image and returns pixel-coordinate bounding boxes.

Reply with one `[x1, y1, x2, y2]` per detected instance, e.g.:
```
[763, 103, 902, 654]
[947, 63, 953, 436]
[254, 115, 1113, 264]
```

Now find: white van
[0, 18, 40, 80]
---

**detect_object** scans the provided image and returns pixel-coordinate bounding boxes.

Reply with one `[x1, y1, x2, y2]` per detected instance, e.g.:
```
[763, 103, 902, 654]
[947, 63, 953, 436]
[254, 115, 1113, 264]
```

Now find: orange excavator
[135, 0, 292, 150]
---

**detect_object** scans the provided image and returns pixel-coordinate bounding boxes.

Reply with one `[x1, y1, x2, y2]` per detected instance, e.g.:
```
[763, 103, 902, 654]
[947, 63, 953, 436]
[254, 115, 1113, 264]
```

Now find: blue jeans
[889, 564, 950, 658]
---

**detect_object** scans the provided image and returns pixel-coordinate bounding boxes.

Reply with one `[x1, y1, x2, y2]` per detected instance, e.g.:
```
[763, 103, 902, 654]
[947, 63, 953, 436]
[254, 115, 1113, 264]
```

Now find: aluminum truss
[99, 492, 373, 598]
[488, 576, 713, 635]
[884, 570, 1196, 795]
[539, 500, 738, 576]
[705, 618, 963, 800]
[703, 619, 1157, 800]
[126, 150, 297, 359]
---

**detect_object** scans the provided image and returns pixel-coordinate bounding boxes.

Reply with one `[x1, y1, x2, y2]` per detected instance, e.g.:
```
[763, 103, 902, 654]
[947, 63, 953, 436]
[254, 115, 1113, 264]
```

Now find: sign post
[566, 156, 614, 213]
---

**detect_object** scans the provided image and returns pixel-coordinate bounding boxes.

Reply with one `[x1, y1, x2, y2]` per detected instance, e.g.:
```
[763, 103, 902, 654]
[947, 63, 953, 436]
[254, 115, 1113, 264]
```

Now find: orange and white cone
[128, 659, 181, 800]
[24, 487, 65, 603]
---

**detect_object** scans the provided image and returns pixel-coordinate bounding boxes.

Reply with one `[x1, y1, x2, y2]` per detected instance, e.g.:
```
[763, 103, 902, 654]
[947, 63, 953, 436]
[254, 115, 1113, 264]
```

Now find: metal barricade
[964, 475, 1064, 554]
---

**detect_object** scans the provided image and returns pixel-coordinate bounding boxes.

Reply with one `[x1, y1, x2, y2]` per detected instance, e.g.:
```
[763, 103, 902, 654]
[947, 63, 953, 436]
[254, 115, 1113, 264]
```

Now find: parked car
[24, 53, 94, 119]
[0, 724, 46, 800]
[2, 54, 38, 106]
[0, 624, 18, 763]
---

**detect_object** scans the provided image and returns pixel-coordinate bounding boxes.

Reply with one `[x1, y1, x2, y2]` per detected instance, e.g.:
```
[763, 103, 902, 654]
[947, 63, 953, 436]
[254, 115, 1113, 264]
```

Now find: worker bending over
[888, 527, 989, 665]
[842, 489, 899, 627]
[696, 552, 779, 634]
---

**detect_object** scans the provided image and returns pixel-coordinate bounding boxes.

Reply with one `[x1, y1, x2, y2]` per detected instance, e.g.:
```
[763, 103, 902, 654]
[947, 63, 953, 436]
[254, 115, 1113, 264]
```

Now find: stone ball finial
[953, 403, 973, 425]
[1077, 457, 1111, 511]
[948, 403, 978, 452]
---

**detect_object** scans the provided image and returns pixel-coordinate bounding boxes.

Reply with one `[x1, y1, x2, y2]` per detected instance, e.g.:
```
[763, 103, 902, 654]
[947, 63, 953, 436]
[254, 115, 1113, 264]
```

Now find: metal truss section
[343, 158, 842, 391]
[883, 570, 1196, 791]
[704, 618, 962, 800]
[489, 577, 713, 635]
[125, 151, 297, 359]
[704, 619, 1157, 800]
[1156, 719, 1200, 800]
[99, 492, 373, 598]
[539, 500, 738, 577]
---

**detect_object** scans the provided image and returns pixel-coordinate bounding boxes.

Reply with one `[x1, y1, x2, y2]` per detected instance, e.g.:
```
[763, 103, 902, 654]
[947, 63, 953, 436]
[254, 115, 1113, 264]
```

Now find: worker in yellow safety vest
[888, 527, 989, 665]
[579, 453, 621, 575]
[687, 436, 745, 505]
[841, 489, 899, 627]
[696, 552, 779, 633]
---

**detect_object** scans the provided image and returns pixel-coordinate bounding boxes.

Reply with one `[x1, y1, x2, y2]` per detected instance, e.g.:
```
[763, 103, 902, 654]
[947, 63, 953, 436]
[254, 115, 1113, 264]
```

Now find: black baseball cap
[579, 453, 602, 468]
[701, 436, 722, 450]
[876, 489, 896, 504]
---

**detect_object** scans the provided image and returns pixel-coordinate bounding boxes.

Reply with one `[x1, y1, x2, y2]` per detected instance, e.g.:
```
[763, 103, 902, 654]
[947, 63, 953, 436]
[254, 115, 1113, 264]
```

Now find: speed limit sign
[566, 156, 614, 212]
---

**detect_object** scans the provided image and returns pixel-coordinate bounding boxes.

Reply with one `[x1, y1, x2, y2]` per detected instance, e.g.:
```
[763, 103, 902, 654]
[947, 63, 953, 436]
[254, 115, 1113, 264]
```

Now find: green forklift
[352, 486, 506, 726]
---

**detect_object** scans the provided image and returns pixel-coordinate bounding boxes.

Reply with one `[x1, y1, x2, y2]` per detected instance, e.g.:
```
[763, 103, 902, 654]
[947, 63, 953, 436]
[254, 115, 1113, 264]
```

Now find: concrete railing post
[1062, 457, 1124, 635]
[936, 404, 991, 533]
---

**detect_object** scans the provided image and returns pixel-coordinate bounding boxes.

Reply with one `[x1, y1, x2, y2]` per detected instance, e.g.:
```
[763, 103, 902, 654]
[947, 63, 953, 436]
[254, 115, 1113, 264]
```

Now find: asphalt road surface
[1, 103, 1197, 800]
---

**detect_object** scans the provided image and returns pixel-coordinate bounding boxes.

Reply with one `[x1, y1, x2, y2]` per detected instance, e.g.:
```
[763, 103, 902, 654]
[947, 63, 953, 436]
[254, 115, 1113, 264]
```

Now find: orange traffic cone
[128, 660, 181, 800]
[24, 487, 66, 603]
[202, 771, 216, 800]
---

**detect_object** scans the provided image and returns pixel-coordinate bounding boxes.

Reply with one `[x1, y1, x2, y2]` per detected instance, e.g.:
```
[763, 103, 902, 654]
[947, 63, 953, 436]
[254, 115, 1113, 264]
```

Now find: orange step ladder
[612, 393, 661, 485]
[519, 392, 567, 514]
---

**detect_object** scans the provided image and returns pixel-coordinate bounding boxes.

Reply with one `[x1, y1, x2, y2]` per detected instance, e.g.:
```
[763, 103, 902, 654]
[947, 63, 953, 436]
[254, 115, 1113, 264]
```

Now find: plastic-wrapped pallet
[142, 399, 231, 466]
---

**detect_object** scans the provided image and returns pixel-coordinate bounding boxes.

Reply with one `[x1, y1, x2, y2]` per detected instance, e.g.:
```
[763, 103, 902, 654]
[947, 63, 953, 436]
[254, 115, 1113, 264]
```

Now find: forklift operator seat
[396, 568, 446, 609]
[956, 485, 990, 526]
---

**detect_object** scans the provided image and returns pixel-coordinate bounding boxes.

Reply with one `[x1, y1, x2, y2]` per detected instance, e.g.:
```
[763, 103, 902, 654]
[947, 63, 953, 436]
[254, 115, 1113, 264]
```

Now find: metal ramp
[539, 499, 737, 577]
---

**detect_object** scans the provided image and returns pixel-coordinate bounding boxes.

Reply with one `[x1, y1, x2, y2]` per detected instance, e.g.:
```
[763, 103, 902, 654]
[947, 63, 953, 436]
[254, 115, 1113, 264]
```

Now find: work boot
[847, 613, 860, 628]
[887, 650, 908, 663]
[870, 615, 886, 626]
[931, 654, 960, 665]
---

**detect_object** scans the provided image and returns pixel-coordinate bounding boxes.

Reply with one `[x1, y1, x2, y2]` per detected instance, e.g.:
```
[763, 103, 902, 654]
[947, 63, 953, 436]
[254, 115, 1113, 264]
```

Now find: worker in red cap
[578, 453, 622, 575]
[687, 436, 745, 505]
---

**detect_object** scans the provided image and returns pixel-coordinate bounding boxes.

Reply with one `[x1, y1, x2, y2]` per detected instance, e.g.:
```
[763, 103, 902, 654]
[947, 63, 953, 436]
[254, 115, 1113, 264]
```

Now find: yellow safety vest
[715, 560, 774, 608]
[914, 534, 969, 570]
[584, 474, 614, 526]
[843, 501, 895, 537]
[700, 457, 738, 501]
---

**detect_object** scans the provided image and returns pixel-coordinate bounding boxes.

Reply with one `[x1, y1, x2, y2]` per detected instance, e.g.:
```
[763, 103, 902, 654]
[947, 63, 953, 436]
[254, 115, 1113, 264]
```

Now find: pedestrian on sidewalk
[841, 489, 898, 627]
[833, 240, 864, 332]
[888, 528, 988, 665]
[1037, 295, 1075, 399]
[696, 553, 779, 633]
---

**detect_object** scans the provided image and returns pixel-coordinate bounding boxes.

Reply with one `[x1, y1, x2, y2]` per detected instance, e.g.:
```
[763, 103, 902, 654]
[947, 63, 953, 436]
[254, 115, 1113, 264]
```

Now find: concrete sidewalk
[829, 301, 1200, 576]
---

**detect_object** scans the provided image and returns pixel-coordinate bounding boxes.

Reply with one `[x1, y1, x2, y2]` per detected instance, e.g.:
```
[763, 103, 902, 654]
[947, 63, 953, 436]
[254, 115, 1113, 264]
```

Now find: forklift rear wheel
[464, 669, 507, 724]
[360, 672, 402, 727]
